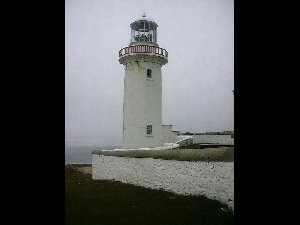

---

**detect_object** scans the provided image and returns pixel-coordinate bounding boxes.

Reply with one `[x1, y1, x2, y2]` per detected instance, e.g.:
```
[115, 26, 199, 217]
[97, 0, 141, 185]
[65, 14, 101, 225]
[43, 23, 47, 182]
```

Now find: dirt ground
[65, 164, 233, 225]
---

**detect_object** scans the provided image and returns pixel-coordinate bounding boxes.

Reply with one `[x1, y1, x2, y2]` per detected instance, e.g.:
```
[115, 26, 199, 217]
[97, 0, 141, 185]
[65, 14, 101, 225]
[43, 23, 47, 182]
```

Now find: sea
[65, 142, 121, 164]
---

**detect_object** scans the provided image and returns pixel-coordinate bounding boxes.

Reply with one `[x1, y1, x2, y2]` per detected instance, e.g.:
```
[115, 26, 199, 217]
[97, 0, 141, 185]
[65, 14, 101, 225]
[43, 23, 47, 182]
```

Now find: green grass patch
[180, 143, 204, 149]
[67, 163, 92, 168]
[94, 147, 234, 162]
[65, 165, 233, 225]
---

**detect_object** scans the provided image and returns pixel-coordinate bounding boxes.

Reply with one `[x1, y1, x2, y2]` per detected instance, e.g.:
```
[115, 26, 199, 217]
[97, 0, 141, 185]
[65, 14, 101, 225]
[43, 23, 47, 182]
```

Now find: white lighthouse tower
[119, 14, 168, 149]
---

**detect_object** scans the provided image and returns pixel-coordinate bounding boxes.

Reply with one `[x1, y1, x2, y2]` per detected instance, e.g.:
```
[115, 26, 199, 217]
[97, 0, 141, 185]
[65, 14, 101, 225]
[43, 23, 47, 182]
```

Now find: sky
[65, 0, 234, 146]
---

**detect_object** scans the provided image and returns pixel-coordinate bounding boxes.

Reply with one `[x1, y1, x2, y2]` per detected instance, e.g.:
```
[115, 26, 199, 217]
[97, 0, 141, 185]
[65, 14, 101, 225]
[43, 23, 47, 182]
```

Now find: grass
[67, 163, 92, 168]
[65, 164, 233, 225]
[180, 144, 208, 149]
[180, 144, 232, 149]
[94, 147, 234, 162]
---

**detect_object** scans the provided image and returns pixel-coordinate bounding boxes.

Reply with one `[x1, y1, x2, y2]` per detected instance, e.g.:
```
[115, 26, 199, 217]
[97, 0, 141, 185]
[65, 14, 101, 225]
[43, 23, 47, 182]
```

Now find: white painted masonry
[119, 15, 168, 149]
[162, 125, 178, 144]
[92, 155, 234, 210]
[121, 54, 167, 148]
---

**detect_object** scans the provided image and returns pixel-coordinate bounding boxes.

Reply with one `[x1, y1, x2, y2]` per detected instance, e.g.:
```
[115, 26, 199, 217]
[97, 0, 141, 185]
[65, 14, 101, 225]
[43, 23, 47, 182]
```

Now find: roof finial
[142, 12, 146, 17]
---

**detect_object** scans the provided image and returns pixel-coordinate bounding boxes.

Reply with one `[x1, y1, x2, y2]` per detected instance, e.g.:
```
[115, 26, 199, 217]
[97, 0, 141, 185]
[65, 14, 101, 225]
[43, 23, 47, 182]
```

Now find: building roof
[132, 13, 157, 25]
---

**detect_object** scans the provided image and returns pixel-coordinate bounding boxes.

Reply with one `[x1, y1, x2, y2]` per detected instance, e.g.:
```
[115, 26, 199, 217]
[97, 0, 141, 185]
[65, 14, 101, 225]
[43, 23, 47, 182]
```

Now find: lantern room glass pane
[130, 21, 157, 44]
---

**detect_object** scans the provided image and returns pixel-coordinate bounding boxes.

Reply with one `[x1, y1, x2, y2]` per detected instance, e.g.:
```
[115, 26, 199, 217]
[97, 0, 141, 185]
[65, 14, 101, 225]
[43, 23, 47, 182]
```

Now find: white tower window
[146, 125, 152, 135]
[147, 69, 152, 78]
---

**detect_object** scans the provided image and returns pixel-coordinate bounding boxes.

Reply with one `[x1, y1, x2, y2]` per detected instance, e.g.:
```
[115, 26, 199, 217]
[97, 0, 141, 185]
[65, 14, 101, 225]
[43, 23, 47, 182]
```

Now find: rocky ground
[72, 164, 92, 174]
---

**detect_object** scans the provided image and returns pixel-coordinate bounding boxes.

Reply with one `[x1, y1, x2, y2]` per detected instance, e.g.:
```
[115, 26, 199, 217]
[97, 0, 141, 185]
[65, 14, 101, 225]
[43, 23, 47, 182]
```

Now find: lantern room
[130, 13, 158, 45]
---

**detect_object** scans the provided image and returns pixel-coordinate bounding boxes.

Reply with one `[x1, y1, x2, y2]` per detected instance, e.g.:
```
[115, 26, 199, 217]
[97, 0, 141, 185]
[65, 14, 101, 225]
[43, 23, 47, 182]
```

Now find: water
[65, 144, 121, 164]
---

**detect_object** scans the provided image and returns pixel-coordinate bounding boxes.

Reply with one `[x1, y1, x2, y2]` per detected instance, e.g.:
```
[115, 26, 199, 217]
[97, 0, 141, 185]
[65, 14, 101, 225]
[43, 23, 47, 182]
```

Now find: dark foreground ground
[65, 164, 233, 225]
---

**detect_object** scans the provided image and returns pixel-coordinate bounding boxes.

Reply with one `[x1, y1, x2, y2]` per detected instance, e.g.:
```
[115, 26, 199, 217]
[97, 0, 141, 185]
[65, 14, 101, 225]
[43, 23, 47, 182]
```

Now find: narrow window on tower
[146, 125, 152, 135]
[147, 69, 152, 79]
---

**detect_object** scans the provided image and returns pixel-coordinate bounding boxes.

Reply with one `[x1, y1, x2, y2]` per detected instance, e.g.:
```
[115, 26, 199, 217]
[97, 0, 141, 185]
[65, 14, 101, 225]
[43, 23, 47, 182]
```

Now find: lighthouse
[119, 14, 168, 149]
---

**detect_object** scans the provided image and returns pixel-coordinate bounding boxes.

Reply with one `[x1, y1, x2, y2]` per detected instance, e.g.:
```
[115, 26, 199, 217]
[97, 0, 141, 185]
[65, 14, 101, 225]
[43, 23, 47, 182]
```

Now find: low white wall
[192, 134, 234, 145]
[162, 125, 178, 144]
[92, 155, 234, 210]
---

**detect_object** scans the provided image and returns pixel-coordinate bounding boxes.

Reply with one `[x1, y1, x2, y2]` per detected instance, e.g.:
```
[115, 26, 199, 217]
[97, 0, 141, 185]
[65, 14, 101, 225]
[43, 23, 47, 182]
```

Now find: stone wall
[92, 154, 234, 210]
[192, 134, 234, 145]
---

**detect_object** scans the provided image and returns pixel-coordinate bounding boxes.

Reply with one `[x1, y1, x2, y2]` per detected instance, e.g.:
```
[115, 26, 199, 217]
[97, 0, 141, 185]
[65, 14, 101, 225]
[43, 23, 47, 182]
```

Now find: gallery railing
[119, 45, 168, 58]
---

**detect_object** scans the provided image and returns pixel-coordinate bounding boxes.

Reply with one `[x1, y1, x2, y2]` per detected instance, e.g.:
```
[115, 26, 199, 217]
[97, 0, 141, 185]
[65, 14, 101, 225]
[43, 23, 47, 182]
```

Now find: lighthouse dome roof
[132, 13, 157, 26]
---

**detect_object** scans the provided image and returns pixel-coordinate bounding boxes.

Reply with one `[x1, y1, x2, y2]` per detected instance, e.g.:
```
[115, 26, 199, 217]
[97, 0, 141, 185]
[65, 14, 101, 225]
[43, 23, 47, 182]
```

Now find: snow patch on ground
[176, 135, 193, 142]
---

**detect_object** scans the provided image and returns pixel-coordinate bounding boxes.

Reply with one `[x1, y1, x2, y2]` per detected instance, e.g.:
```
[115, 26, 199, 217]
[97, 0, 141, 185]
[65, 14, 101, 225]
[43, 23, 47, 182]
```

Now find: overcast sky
[65, 0, 234, 145]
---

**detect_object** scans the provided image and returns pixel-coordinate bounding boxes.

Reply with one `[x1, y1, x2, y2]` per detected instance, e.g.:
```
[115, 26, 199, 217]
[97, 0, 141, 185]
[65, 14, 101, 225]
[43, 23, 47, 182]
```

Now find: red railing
[119, 45, 168, 58]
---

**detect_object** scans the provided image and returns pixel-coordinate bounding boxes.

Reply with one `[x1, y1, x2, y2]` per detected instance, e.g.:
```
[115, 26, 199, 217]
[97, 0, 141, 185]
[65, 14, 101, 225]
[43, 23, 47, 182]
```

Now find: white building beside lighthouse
[119, 14, 168, 149]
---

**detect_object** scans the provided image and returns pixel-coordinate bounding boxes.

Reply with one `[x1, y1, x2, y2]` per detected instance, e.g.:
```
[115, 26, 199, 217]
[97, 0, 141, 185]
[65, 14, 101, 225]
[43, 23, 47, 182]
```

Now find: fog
[65, 0, 234, 146]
